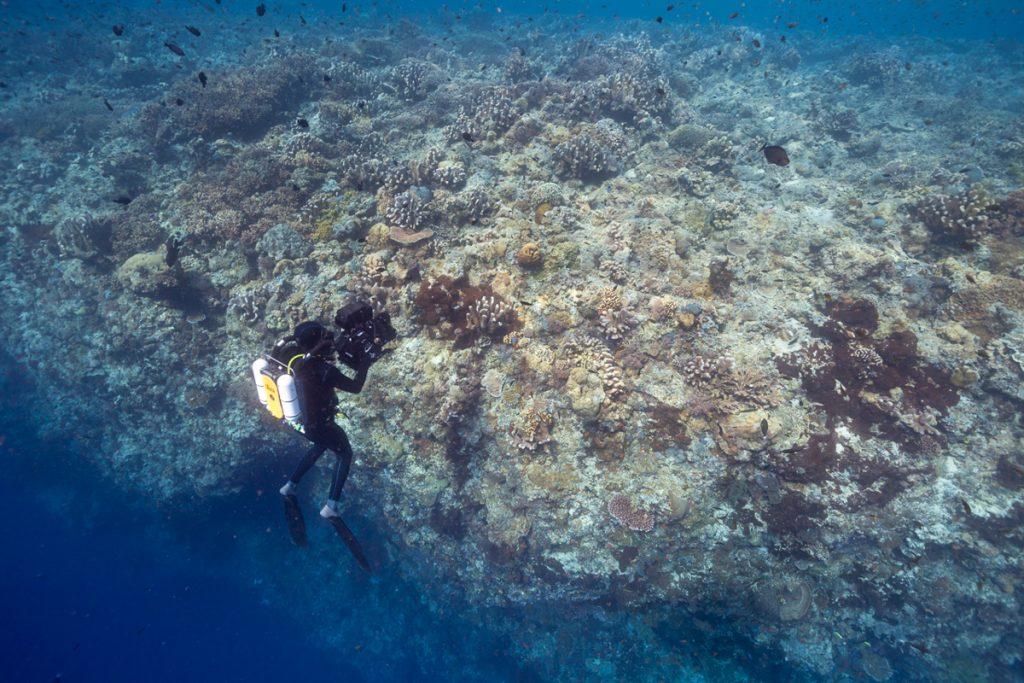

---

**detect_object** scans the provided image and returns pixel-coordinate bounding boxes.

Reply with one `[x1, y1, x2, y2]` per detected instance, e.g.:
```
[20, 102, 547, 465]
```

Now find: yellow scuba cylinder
[251, 358, 270, 407]
[277, 374, 302, 422]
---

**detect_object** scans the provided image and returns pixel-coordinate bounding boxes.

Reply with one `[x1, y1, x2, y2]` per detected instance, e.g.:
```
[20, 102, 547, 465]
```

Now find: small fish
[175, 97, 184, 106]
[297, 118, 309, 128]
[763, 145, 790, 167]
[164, 41, 185, 57]
[323, 74, 331, 83]
[256, 3, 266, 16]
[300, 14, 307, 25]
[960, 498, 972, 516]
[342, 2, 347, 11]
[103, 97, 113, 111]
[729, 11, 740, 19]
[197, 71, 207, 87]
[752, 38, 761, 48]
[655, 16, 663, 23]
[112, 24, 124, 36]
[274, 29, 280, 37]
[760, 418, 769, 436]
[113, 196, 133, 205]
[666, 4, 674, 10]
[461, 131, 475, 143]
[786, 22, 799, 28]
[780, 35, 787, 42]
[838, 82, 848, 91]
[185, 25, 201, 37]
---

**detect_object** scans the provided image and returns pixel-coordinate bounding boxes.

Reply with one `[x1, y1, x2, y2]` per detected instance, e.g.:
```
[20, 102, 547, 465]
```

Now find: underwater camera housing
[332, 301, 397, 371]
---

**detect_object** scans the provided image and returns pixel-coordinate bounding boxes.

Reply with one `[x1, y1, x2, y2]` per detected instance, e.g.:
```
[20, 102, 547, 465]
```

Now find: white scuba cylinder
[251, 358, 269, 406]
[277, 373, 302, 422]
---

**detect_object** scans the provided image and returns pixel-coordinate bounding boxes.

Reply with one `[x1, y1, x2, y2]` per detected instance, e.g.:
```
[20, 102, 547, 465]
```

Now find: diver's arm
[328, 357, 370, 394]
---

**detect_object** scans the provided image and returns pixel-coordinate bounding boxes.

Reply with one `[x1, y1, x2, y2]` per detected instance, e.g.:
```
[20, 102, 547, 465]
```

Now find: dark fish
[752, 38, 761, 48]
[197, 71, 207, 87]
[342, 3, 347, 11]
[256, 3, 266, 16]
[729, 11, 740, 19]
[655, 86, 665, 97]
[274, 29, 280, 37]
[175, 97, 184, 105]
[113, 196, 133, 205]
[960, 499, 972, 516]
[357, 101, 365, 109]
[112, 24, 124, 36]
[760, 418, 769, 436]
[297, 118, 309, 128]
[300, 14, 307, 25]
[461, 132, 475, 143]
[164, 41, 185, 57]
[666, 4, 674, 10]
[185, 25, 201, 37]
[103, 97, 113, 111]
[763, 145, 790, 167]
[323, 74, 331, 82]
[655, 16, 663, 23]
[786, 22, 799, 28]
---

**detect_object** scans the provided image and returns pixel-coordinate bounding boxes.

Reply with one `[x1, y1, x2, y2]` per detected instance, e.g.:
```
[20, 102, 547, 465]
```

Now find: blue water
[0, 433, 362, 682]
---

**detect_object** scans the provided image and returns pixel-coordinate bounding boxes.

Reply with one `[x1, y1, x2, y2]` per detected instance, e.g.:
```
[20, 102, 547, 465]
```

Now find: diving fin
[282, 494, 308, 547]
[327, 516, 372, 573]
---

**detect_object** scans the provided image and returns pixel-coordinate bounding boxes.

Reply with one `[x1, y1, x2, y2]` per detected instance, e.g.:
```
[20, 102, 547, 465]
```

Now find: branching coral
[776, 296, 958, 447]
[391, 59, 431, 99]
[554, 133, 618, 180]
[349, 253, 393, 313]
[566, 336, 626, 398]
[911, 186, 997, 245]
[509, 402, 555, 452]
[53, 214, 110, 259]
[385, 190, 429, 231]
[415, 275, 520, 348]
[607, 494, 655, 532]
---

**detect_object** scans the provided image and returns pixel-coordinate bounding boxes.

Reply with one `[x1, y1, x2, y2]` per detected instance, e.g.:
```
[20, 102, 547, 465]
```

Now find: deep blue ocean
[1, 1, 1023, 681]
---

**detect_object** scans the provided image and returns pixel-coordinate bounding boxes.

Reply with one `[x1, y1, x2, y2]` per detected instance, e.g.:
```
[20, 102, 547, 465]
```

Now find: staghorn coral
[607, 494, 655, 532]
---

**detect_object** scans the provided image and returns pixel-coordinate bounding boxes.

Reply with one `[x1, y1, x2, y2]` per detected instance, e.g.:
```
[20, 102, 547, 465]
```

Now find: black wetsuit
[286, 354, 369, 501]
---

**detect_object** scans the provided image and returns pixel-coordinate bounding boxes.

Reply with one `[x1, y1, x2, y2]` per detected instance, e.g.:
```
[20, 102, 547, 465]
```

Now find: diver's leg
[281, 442, 326, 495]
[320, 428, 353, 518]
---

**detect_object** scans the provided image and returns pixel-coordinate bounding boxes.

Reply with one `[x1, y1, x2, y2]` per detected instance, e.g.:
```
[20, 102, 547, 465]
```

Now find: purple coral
[607, 494, 655, 532]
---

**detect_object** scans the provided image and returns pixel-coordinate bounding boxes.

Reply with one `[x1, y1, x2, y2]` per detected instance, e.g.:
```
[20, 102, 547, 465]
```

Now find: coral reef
[2, 6, 1024, 681]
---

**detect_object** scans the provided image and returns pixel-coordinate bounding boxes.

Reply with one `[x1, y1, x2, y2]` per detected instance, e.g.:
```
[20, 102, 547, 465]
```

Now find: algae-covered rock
[116, 244, 177, 296]
[256, 223, 312, 262]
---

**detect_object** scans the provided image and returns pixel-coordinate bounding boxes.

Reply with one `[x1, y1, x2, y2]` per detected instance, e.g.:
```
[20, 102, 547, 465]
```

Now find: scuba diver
[252, 302, 395, 571]
[277, 320, 370, 519]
